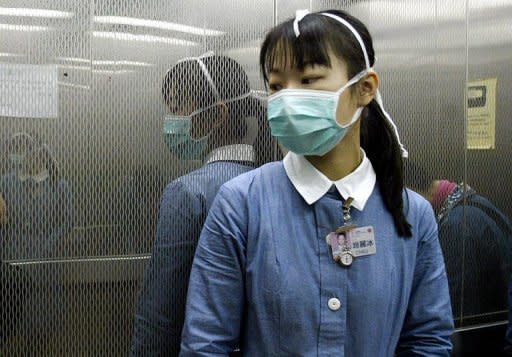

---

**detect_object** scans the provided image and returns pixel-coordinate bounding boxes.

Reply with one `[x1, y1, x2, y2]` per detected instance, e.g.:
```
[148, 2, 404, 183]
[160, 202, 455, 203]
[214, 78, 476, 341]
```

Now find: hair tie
[293, 9, 310, 37]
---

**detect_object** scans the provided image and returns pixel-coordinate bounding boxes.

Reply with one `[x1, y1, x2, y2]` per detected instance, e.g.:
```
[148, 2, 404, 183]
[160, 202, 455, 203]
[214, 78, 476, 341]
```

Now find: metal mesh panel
[462, 0, 512, 326]
[0, 0, 274, 355]
[1, 0, 511, 355]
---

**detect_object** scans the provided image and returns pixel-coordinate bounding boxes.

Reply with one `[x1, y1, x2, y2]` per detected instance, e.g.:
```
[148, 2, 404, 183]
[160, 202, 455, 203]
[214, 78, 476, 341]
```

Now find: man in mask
[131, 53, 279, 356]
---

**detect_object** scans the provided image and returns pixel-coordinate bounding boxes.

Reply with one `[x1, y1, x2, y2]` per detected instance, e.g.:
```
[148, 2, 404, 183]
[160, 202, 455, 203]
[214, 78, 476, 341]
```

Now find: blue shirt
[131, 160, 254, 356]
[180, 161, 454, 356]
[0, 172, 73, 337]
[0, 172, 73, 260]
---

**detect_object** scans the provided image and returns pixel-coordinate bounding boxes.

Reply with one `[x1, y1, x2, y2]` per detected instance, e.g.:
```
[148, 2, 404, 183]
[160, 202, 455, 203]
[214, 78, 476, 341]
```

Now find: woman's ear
[212, 102, 229, 129]
[357, 72, 379, 106]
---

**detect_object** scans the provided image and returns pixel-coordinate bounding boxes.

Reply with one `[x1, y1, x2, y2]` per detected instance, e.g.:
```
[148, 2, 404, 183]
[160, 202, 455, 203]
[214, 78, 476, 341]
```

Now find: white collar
[205, 144, 255, 164]
[283, 150, 376, 210]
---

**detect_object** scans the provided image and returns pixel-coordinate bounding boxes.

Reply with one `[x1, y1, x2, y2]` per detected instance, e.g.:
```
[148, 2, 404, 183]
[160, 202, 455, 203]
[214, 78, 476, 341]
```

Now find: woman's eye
[269, 83, 282, 92]
[301, 77, 321, 85]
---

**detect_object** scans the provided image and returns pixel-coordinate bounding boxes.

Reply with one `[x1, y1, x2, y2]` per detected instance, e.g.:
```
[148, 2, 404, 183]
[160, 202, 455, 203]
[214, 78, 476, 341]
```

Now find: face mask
[163, 115, 210, 161]
[9, 153, 25, 165]
[267, 69, 367, 156]
[31, 169, 49, 184]
[9, 153, 29, 179]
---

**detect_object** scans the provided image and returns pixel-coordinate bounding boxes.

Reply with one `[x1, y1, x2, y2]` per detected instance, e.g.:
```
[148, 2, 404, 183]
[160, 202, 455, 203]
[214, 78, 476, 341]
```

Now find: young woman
[131, 53, 278, 356]
[180, 10, 453, 356]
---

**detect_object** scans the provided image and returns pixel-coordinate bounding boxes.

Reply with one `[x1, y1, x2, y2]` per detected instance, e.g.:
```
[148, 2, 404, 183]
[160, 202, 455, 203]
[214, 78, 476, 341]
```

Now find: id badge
[326, 226, 376, 265]
[348, 226, 376, 257]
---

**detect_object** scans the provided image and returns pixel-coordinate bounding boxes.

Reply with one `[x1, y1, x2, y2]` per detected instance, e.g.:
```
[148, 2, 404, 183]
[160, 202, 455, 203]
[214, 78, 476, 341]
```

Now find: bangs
[260, 13, 367, 84]
[260, 16, 335, 83]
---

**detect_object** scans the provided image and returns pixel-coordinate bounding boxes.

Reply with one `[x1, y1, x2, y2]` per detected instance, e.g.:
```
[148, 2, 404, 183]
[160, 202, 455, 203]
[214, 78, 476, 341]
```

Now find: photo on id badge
[327, 231, 350, 263]
[327, 226, 376, 265]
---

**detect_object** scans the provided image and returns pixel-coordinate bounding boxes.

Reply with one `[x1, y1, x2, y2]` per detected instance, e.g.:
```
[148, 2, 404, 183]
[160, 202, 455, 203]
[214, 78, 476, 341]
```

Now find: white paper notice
[0, 64, 58, 118]
[467, 78, 497, 150]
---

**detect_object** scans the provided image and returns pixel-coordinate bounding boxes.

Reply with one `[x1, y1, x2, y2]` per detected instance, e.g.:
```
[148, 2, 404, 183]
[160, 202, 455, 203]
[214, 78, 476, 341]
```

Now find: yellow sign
[467, 78, 497, 149]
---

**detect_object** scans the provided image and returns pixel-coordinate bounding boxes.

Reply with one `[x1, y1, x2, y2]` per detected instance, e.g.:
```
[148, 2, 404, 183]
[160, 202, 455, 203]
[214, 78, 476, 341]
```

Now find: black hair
[260, 9, 412, 237]
[162, 54, 279, 166]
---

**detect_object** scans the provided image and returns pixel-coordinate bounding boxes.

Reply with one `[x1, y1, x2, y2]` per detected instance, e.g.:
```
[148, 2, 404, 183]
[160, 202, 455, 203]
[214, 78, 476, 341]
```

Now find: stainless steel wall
[0, 0, 511, 355]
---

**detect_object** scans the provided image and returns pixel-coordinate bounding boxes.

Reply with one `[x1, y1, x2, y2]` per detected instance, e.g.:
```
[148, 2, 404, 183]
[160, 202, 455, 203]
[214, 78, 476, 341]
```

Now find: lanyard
[331, 197, 357, 266]
[337, 197, 357, 234]
[342, 197, 354, 224]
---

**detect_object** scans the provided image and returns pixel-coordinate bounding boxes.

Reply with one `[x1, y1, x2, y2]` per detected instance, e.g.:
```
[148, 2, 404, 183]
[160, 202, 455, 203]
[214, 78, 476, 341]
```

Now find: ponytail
[361, 100, 412, 237]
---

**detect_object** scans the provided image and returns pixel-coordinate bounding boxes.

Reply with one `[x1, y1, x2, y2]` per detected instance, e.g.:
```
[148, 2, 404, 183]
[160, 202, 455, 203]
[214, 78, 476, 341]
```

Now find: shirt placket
[314, 195, 348, 356]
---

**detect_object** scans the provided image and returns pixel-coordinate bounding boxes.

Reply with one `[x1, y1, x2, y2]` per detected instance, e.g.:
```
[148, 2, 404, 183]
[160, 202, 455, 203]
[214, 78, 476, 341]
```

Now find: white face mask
[9, 153, 25, 165]
[31, 169, 49, 183]
[18, 172, 31, 182]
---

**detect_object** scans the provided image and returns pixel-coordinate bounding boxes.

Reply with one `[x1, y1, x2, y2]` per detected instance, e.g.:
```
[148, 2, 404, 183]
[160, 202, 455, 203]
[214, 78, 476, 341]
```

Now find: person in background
[0, 132, 74, 345]
[130, 53, 279, 356]
[180, 9, 453, 356]
[0, 134, 74, 260]
[0, 132, 34, 345]
[405, 161, 512, 323]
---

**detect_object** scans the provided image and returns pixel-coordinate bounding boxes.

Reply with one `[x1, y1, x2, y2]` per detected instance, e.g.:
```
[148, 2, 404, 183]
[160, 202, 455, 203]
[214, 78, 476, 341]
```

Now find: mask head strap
[195, 52, 222, 101]
[293, 9, 310, 37]
[174, 51, 221, 106]
[319, 13, 370, 71]
[293, 9, 408, 158]
[173, 51, 251, 117]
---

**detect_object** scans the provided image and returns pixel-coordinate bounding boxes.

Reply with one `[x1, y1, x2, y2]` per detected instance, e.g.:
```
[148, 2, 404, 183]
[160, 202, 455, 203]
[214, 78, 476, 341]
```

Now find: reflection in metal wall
[462, 0, 512, 328]
[0, 0, 275, 354]
[0, 0, 511, 355]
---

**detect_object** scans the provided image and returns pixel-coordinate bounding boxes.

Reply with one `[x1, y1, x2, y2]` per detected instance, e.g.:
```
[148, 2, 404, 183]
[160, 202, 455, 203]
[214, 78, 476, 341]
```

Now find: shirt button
[328, 298, 341, 311]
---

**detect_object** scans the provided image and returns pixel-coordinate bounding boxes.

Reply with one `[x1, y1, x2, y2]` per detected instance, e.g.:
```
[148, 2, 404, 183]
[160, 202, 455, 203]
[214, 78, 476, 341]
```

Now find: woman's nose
[283, 79, 302, 90]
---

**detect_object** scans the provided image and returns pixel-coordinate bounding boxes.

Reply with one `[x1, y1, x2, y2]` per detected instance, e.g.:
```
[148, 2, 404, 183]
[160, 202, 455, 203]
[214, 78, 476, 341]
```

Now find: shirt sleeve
[180, 184, 247, 356]
[396, 203, 454, 356]
[131, 181, 205, 356]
